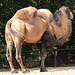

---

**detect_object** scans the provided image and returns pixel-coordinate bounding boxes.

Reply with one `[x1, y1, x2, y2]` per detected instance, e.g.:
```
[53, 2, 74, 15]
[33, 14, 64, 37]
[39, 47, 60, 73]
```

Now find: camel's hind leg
[5, 33, 18, 73]
[14, 38, 30, 73]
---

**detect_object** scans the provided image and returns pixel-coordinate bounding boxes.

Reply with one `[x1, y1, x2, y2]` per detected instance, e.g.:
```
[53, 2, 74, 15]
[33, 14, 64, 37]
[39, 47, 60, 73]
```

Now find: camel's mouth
[69, 12, 73, 19]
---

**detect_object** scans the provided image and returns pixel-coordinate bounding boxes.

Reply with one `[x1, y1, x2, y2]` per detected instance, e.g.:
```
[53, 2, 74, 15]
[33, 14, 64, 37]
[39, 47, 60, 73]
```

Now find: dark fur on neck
[41, 31, 57, 49]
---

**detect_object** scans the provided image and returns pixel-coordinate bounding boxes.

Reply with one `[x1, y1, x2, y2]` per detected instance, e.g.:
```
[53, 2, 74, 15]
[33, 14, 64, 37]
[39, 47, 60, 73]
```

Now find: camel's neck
[57, 19, 72, 45]
[51, 17, 68, 39]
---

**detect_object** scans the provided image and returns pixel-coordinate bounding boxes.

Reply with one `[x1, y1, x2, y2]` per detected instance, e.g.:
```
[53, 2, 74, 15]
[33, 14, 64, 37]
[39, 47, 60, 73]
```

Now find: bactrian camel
[5, 6, 73, 73]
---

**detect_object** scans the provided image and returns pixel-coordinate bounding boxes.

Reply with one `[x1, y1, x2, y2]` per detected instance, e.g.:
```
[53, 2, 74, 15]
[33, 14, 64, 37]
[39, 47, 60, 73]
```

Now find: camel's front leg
[40, 46, 47, 72]
[15, 43, 30, 73]
[35, 43, 47, 72]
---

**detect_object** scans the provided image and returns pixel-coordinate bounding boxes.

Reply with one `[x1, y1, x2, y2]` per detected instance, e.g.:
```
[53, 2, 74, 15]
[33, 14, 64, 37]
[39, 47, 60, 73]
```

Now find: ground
[0, 67, 75, 75]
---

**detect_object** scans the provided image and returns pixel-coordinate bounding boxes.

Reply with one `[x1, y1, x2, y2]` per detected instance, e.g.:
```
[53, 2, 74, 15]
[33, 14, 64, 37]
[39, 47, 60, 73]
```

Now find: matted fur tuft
[41, 31, 57, 49]
[54, 10, 62, 26]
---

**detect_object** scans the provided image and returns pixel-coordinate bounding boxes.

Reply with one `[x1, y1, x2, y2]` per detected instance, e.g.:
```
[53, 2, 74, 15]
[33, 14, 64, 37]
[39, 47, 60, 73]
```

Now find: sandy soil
[0, 67, 75, 75]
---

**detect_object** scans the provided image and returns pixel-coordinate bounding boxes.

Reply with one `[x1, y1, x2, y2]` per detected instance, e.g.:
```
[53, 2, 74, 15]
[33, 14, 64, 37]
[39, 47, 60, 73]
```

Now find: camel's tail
[6, 21, 25, 40]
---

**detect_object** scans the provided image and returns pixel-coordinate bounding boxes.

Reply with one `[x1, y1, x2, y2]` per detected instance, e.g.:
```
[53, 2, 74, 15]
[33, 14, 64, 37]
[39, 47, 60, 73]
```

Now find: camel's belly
[24, 31, 43, 43]
[24, 35, 41, 43]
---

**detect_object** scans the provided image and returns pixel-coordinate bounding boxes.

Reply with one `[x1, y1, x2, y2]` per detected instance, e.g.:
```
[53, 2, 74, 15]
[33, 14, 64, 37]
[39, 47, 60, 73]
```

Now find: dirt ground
[0, 67, 75, 75]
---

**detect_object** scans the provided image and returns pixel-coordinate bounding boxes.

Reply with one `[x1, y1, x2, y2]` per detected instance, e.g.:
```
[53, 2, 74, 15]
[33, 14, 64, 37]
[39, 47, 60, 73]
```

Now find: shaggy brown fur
[53, 10, 62, 26]
[57, 19, 72, 45]
[41, 31, 56, 49]
[53, 6, 73, 45]
[42, 6, 73, 46]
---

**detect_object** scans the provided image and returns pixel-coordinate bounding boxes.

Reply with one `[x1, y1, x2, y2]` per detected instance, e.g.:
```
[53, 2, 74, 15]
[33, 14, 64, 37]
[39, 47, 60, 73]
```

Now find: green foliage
[0, 0, 75, 68]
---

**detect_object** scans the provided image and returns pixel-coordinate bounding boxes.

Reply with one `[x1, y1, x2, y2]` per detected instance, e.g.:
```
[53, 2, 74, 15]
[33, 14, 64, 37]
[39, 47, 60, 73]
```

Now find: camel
[5, 6, 73, 73]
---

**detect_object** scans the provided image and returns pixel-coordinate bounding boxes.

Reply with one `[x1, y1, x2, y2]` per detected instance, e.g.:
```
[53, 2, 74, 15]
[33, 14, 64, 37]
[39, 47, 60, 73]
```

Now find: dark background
[0, 0, 75, 68]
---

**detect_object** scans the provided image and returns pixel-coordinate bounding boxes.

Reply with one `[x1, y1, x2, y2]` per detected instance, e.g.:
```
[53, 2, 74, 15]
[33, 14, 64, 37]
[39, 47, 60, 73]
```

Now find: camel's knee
[16, 56, 22, 62]
[6, 56, 12, 61]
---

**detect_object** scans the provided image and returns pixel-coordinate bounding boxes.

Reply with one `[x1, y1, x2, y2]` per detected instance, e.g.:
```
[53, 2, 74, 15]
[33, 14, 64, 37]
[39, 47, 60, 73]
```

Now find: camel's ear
[54, 10, 62, 26]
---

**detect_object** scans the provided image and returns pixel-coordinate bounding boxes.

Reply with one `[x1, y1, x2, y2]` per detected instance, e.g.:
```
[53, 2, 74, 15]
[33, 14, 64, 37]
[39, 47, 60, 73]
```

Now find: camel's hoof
[23, 70, 30, 73]
[11, 69, 18, 73]
[40, 69, 48, 72]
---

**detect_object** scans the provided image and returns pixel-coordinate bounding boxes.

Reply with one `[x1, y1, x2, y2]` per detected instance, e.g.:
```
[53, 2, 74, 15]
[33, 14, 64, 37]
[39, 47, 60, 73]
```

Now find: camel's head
[54, 6, 73, 26]
[59, 6, 73, 19]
